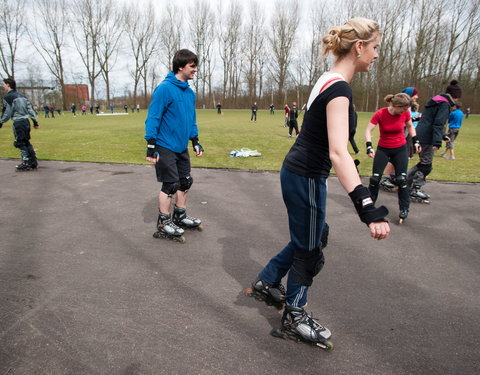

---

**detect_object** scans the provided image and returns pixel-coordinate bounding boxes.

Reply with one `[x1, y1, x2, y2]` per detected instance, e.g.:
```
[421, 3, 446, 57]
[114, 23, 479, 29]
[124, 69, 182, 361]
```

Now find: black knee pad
[178, 175, 193, 192]
[13, 140, 27, 149]
[161, 181, 180, 196]
[394, 174, 407, 188]
[290, 247, 325, 287]
[417, 163, 432, 177]
[369, 173, 381, 188]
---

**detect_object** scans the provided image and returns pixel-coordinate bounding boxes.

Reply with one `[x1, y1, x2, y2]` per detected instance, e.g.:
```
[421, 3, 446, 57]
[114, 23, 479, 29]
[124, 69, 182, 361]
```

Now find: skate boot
[244, 277, 286, 310]
[16, 162, 32, 171]
[399, 208, 409, 224]
[173, 205, 202, 231]
[380, 175, 396, 192]
[271, 305, 333, 351]
[153, 212, 186, 243]
[410, 186, 430, 204]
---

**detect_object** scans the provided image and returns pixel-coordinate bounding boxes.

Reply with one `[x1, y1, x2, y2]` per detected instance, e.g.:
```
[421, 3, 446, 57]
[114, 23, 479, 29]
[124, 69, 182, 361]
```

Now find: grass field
[1, 109, 479, 182]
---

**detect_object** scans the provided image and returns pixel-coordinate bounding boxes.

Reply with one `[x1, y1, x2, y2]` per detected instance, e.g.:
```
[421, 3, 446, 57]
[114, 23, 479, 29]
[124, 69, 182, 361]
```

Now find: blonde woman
[365, 93, 421, 223]
[246, 18, 390, 350]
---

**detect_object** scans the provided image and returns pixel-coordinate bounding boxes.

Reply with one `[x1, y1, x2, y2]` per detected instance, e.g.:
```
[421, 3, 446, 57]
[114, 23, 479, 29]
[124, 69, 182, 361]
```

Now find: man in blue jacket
[145, 49, 204, 240]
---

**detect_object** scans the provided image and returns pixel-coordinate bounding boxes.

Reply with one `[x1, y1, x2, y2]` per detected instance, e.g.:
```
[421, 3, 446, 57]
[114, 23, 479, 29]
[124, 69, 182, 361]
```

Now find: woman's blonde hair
[384, 93, 412, 107]
[322, 18, 381, 58]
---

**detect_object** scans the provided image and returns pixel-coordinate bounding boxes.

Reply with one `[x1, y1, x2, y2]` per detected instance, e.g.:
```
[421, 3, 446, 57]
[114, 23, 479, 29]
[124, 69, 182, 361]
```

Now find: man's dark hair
[172, 49, 198, 73]
[3, 78, 16, 90]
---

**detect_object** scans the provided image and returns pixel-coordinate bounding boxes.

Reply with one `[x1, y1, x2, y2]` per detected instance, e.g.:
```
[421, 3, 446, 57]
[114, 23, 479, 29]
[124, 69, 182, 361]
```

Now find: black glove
[191, 136, 204, 152]
[146, 138, 157, 158]
[366, 141, 374, 154]
[0, 122, 3, 128]
[349, 184, 389, 225]
[33, 120, 39, 128]
[412, 135, 419, 146]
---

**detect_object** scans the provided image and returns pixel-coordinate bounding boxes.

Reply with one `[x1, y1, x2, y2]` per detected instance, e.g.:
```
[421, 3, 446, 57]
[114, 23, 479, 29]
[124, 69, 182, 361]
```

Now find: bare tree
[189, 0, 216, 107]
[0, 0, 26, 78]
[96, 3, 123, 107]
[159, 4, 182, 72]
[218, 2, 243, 106]
[69, 0, 105, 105]
[243, 0, 266, 103]
[269, 0, 300, 101]
[123, 2, 160, 108]
[29, 0, 69, 109]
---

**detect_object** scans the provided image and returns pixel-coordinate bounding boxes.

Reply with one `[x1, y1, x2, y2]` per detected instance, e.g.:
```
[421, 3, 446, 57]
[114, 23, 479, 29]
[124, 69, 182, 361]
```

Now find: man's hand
[368, 221, 390, 240]
[0, 122, 3, 128]
[33, 120, 39, 129]
[146, 139, 159, 163]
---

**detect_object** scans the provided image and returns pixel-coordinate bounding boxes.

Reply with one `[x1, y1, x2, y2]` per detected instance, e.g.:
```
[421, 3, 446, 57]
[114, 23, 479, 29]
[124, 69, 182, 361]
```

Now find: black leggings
[369, 144, 410, 210]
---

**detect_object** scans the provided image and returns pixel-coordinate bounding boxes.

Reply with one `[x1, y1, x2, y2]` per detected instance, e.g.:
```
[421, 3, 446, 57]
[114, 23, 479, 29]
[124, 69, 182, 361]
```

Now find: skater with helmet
[144, 49, 204, 242]
[365, 93, 421, 223]
[246, 18, 390, 350]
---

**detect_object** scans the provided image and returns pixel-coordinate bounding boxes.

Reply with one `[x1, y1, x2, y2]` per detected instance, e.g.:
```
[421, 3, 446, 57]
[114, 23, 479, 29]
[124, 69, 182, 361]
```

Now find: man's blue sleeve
[144, 86, 168, 141]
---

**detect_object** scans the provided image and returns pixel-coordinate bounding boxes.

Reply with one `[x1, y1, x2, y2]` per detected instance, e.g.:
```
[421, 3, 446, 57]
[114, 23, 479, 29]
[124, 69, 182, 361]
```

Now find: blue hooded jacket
[144, 72, 198, 153]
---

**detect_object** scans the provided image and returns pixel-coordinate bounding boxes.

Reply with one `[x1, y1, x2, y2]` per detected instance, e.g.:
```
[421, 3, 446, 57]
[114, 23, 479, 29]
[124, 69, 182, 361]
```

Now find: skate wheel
[243, 287, 254, 297]
[195, 224, 203, 231]
[174, 235, 186, 243]
[270, 327, 287, 339]
[317, 340, 334, 351]
[399, 218, 404, 224]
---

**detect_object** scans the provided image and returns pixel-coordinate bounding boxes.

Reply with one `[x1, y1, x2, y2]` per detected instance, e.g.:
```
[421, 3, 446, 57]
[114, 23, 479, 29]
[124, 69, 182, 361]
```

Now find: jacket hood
[425, 93, 455, 108]
[164, 71, 190, 90]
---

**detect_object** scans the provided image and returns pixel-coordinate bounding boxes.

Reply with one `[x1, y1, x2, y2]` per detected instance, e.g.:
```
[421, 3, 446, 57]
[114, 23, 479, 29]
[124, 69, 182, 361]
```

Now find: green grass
[1, 109, 479, 182]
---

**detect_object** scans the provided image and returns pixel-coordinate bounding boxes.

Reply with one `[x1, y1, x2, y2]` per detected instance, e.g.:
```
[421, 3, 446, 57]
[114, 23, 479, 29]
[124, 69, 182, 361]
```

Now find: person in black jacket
[0, 78, 39, 171]
[288, 102, 299, 137]
[407, 92, 456, 202]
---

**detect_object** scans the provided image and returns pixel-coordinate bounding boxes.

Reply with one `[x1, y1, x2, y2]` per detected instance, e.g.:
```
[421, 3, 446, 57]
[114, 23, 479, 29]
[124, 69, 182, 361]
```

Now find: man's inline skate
[153, 212, 186, 243]
[173, 205, 203, 231]
[270, 305, 334, 351]
[410, 185, 430, 204]
[243, 277, 286, 310]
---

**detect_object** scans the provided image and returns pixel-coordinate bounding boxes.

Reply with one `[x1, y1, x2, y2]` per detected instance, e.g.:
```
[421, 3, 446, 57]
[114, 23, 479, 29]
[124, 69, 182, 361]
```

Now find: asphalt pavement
[1, 159, 479, 375]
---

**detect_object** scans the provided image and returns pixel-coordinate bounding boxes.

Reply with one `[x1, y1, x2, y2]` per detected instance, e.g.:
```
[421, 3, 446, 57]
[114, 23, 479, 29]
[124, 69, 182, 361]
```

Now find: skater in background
[71, 103, 77, 116]
[250, 102, 258, 122]
[144, 49, 204, 240]
[288, 102, 299, 137]
[269, 103, 275, 115]
[283, 104, 290, 127]
[379, 86, 419, 191]
[365, 93, 420, 223]
[82, 105, 87, 115]
[441, 102, 464, 160]
[247, 18, 389, 349]
[217, 102, 222, 114]
[465, 107, 470, 119]
[0, 78, 39, 171]
[407, 90, 457, 202]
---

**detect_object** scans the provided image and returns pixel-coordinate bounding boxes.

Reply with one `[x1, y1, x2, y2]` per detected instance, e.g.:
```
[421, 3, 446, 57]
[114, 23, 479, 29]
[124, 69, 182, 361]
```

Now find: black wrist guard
[191, 136, 204, 152]
[146, 138, 157, 158]
[412, 135, 419, 145]
[442, 135, 449, 141]
[0, 122, 3, 128]
[33, 120, 39, 127]
[349, 184, 389, 225]
[366, 141, 373, 154]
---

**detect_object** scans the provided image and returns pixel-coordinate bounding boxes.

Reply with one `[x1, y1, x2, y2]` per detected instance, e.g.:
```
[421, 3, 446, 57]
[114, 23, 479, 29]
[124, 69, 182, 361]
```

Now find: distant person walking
[217, 103, 222, 115]
[288, 102, 299, 137]
[283, 104, 290, 127]
[71, 103, 77, 117]
[251, 102, 258, 122]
